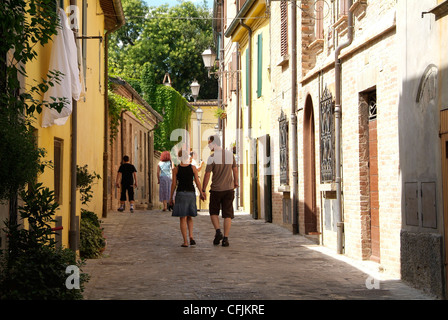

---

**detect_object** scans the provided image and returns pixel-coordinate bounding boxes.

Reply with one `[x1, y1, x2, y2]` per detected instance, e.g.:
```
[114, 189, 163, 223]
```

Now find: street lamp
[201, 48, 217, 78]
[190, 79, 200, 102]
[195, 107, 203, 121]
[190, 79, 203, 159]
[191, 81, 204, 210]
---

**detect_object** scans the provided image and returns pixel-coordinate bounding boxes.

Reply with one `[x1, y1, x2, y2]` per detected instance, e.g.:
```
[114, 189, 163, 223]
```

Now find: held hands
[200, 190, 206, 201]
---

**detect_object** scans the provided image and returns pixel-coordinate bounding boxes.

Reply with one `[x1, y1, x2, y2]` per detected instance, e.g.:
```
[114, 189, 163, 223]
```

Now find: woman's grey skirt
[159, 175, 171, 201]
[172, 191, 197, 217]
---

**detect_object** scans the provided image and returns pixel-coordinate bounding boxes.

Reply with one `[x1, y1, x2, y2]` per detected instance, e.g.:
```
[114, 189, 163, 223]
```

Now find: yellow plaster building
[189, 100, 219, 211]
[221, 0, 272, 220]
[27, 0, 124, 250]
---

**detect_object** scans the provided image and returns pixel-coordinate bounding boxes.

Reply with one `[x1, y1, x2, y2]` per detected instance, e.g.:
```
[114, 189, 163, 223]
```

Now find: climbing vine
[108, 89, 146, 145]
[141, 63, 191, 151]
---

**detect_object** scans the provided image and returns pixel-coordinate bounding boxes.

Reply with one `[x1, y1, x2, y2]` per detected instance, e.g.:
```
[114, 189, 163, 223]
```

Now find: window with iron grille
[279, 110, 289, 185]
[368, 91, 377, 121]
[320, 86, 335, 183]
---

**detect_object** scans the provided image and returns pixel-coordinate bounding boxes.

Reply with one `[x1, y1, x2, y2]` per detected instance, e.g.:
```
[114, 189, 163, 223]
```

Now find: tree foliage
[0, 1, 89, 299]
[109, 0, 217, 100]
[0, 0, 66, 203]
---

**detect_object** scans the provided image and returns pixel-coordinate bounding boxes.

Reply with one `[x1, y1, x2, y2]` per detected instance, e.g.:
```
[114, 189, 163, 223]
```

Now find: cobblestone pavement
[82, 209, 435, 301]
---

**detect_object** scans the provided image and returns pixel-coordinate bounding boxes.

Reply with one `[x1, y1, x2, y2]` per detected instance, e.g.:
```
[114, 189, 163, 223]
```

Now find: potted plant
[214, 108, 227, 119]
[231, 141, 236, 154]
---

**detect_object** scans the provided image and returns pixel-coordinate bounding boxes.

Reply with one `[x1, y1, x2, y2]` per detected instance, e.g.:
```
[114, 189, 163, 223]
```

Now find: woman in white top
[157, 151, 173, 211]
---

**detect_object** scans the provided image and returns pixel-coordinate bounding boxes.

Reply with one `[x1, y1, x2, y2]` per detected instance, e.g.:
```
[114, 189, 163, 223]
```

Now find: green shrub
[0, 245, 89, 300]
[79, 210, 106, 259]
[81, 209, 101, 228]
[0, 183, 89, 300]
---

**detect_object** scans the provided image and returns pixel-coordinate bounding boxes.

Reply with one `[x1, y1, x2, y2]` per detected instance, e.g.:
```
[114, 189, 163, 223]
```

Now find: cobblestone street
[82, 209, 434, 302]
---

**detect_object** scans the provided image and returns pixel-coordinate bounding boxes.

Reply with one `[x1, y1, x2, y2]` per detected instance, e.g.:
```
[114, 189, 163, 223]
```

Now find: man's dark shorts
[209, 190, 235, 219]
[120, 184, 134, 201]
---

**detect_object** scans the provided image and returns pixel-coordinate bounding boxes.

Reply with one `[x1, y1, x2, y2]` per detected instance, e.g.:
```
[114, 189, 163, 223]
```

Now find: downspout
[334, 0, 354, 254]
[69, 0, 79, 252]
[102, 0, 125, 219]
[239, 21, 252, 138]
[236, 45, 241, 209]
[291, 0, 298, 234]
[240, 20, 254, 217]
[220, 0, 225, 156]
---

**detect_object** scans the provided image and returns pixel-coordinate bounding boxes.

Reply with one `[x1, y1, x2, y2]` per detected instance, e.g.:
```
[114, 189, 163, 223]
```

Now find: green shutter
[246, 48, 249, 106]
[257, 33, 262, 98]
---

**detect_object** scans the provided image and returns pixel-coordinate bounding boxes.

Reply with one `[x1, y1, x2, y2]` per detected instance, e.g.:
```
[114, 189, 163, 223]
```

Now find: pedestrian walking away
[202, 135, 239, 247]
[115, 155, 137, 213]
[169, 149, 206, 247]
[158, 151, 173, 211]
[190, 150, 204, 198]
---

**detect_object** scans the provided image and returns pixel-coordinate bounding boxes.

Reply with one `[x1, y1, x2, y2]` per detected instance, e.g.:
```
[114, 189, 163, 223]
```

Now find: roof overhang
[212, 0, 223, 33]
[109, 76, 164, 122]
[224, 0, 266, 42]
[99, 0, 126, 32]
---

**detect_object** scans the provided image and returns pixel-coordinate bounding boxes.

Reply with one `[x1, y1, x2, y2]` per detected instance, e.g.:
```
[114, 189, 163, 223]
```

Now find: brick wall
[296, 1, 401, 276]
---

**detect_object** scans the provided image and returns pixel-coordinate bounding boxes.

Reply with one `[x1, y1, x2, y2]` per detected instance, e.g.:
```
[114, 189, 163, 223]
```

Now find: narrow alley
[82, 209, 433, 302]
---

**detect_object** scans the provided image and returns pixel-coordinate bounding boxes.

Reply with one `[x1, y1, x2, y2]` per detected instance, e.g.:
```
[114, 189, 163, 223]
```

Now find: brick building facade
[108, 77, 163, 211]
[218, 0, 447, 298]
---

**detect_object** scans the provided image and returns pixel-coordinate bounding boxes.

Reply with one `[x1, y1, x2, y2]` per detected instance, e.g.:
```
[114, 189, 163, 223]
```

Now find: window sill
[333, 15, 348, 36]
[307, 39, 324, 54]
[277, 54, 290, 67]
[350, 0, 367, 19]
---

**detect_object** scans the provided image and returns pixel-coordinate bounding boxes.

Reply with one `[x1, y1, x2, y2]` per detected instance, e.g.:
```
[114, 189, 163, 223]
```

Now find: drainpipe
[235, 44, 241, 209]
[103, 32, 109, 219]
[334, 0, 354, 254]
[102, 0, 125, 218]
[69, 0, 79, 252]
[240, 20, 255, 217]
[220, 0, 225, 157]
[240, 21, 252, 137]
[291, 0, 298, 234]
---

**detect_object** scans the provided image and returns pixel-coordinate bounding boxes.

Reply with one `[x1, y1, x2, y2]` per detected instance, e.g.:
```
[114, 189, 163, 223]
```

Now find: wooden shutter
[316, 0, 324, 40]
[230, 52, 237, 92]
[257, 33, 262, 98]
[280, 1, 288, 56]
[54, 138, 63, 204]
[246, 48, 249, 106]
[339, 0, 349, 17]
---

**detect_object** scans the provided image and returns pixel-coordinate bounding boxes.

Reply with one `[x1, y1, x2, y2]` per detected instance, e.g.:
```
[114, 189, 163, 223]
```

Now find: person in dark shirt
[115, 155, 137, 213]
[169, 149, 205, 247]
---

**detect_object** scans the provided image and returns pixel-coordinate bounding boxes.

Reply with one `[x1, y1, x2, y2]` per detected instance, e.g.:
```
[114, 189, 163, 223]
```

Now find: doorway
[368, 91, 380, 263]
[303, 95, 317, 234]
[440, 109, 448, 295]
[257, 135, 272, 222]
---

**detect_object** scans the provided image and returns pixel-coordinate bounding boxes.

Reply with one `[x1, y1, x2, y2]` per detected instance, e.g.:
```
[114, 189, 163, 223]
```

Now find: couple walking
[168, 135, 238, 247]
